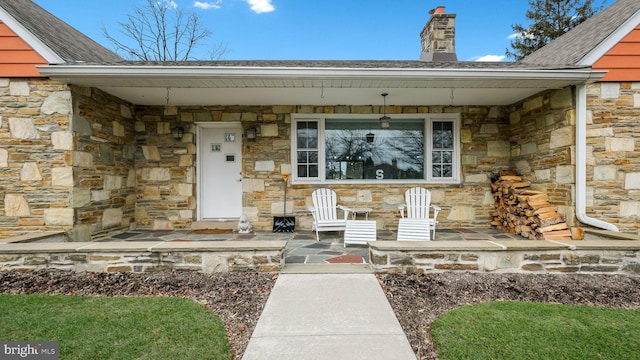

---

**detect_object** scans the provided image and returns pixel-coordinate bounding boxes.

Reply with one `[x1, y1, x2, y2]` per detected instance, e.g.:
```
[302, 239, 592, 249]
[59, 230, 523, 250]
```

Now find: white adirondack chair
[344, 220, 377, 247]
[309, 188, 351, 241]
[397, 187, 441, 240]
[397, 218, 430, 241]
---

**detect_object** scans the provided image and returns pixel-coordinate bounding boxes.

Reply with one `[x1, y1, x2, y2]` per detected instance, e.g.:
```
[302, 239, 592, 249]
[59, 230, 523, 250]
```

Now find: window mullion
[318, 118, 326, 181]
[426, 118, 432, 181]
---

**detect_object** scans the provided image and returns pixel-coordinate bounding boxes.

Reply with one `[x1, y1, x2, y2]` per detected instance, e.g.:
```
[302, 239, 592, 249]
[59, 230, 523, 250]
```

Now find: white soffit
[38, 65, 604, 106]
[102, 87, 560, 106]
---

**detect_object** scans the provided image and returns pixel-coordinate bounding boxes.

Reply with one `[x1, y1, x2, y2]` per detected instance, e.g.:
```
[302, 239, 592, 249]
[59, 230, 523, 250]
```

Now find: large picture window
[292, 114, 460, 184]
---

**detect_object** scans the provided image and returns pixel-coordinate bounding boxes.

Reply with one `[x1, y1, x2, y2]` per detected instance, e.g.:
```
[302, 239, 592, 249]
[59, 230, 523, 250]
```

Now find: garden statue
[237, 214, 253, 234]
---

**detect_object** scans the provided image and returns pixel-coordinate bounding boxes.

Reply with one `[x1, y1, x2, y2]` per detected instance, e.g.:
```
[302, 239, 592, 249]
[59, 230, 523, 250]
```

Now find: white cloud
[246, 0, 274, 13]
[508, 32, 534, 40]
[194, 1, 222, 10]
[474, 55, 506, 62]
[163, 0, 178, 9]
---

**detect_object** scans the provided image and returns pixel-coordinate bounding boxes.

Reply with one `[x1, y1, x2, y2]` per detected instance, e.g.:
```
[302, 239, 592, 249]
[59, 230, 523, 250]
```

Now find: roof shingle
[522, 0, 640, 66]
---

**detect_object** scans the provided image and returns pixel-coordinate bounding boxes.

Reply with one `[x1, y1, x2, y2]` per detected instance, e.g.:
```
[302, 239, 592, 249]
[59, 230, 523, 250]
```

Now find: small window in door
[225, 154, 236, 162]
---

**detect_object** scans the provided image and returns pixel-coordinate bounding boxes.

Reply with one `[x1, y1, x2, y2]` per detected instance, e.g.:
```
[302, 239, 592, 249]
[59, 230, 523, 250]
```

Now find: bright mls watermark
[1, 341, 58, 359]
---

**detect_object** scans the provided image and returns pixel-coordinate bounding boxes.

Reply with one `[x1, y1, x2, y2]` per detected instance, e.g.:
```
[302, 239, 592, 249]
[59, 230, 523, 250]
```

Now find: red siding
[0, 22, 47, 77]
[593, 25, 640, 81]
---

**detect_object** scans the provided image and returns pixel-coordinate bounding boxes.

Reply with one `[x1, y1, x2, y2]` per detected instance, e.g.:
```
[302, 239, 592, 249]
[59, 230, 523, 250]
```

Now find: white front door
[198, 123, 243, 220]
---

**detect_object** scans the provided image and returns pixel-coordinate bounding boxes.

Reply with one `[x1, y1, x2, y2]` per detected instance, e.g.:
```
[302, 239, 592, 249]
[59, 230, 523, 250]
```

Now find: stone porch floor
[3, 227, 639, 274]
[96, 228, 527, 265]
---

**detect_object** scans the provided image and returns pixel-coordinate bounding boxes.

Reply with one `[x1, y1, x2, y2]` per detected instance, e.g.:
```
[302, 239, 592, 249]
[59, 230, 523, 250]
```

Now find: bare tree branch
[102, 0, 221, 61]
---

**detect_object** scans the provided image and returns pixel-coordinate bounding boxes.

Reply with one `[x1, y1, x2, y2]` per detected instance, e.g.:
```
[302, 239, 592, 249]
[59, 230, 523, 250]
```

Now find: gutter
[37, 64, 600, 81]
[575, 83, 619, 231]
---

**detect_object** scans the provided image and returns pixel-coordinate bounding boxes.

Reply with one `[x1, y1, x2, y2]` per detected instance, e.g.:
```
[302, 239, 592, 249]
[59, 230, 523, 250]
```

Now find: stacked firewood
[491, 170, 572, 240]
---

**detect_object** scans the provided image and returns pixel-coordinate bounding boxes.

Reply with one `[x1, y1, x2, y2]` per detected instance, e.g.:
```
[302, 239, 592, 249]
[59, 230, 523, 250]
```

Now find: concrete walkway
[242, 271, 416, 360]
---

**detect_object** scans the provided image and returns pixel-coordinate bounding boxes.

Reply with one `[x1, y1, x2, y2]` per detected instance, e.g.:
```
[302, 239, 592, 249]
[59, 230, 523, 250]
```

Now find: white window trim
[426, 114, 461, 183]
[291, 113, 461, 185]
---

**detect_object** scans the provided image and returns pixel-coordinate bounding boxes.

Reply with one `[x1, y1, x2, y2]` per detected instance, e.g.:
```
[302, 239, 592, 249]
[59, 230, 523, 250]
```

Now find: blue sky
[33, 0, 615, 62]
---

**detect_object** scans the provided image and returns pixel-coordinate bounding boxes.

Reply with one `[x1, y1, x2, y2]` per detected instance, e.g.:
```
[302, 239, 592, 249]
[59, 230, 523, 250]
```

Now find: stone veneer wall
[369, 243, 640, 275]
[508, 86, 577, 226]
[6, 80, 638, 238]
[0, 250, 282, 273]
[134, 104, 511, 231]
[0, 78, 74, 237]
[586, 82, 640, 233]
[0, 241, 286, 273]
[70, 86, 137, 241]
[134, 105, 196, 230]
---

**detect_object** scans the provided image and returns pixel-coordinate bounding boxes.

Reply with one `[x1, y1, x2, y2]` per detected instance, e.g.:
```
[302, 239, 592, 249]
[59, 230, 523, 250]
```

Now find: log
[499, 175, 522, 181]
[537, 223, 568, 233]
[543, 229, 572, 237]
[542, 229, 573, 240]
[490, 171, 570, 240]
[529, 202, 552, 210]
[571, 227, 584, 240]
[520, 190, 544, 195]
[533, 206, 558, 215]
[537, 211, 564, 220]
[527, 194, 549, 206]
[515, 225, 533, 235]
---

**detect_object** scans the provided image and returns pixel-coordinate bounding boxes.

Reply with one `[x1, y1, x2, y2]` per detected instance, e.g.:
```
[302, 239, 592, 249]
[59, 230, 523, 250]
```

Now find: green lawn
[0, 294, 230, 360]
[432, 301, 640, 360]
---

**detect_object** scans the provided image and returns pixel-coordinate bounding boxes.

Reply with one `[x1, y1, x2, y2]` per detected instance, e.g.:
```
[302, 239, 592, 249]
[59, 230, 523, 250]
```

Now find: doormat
[189, 229, 234, 234]
[325, 254, 365, 264]
[272, 216, 295, 233]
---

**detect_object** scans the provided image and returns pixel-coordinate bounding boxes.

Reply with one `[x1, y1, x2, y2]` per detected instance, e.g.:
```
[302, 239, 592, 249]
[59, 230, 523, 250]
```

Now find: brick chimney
[420, 6, 457, 61]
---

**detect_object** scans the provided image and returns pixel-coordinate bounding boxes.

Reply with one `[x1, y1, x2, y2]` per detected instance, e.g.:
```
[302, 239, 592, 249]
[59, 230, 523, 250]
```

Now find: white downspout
[575, 83, 619, 231]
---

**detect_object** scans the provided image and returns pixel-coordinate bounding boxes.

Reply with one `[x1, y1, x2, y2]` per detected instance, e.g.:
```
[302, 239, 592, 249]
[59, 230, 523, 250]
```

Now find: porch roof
[522, 0, 640, 66]
[38, 60, 606, 106]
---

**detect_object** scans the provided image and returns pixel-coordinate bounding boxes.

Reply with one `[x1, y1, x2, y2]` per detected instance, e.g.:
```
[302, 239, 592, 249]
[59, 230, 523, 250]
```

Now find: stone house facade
[1, 0, 639, 241]
[522, 0, 640, 234]
[585, 81, 640, 231]
[0, 79, 74, 237]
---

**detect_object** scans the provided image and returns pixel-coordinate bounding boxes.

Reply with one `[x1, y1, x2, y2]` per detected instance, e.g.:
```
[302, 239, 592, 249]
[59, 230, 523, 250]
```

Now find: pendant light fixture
[366, 132, 375, 143]
[379, 93, 390, 129]
[366, 118, 375, 143]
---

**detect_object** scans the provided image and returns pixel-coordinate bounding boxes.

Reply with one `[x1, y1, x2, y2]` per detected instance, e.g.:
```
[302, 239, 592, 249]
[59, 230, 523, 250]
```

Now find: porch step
[191, 220, 237, 230]
[583, 228, 639, 241]
[281, 264, 373, 274]
[0, 231, 68, 243]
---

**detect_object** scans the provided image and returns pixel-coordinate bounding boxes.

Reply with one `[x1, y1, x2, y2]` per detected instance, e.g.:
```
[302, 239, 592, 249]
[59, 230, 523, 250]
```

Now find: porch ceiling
[38, 63, 606, 106]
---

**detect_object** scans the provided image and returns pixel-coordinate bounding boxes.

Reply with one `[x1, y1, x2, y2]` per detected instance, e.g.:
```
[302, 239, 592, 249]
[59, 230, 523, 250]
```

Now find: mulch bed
[1, 270, 639, 359]
[0, 271, 276, 360]
[378, 273, 640, 359]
